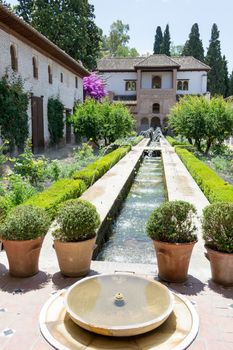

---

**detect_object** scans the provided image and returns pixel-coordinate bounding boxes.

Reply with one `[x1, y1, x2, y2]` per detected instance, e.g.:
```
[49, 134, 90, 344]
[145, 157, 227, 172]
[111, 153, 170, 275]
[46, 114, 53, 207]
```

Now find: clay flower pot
[54, 237, 96, 277]
[153, 240, 196, 283]
[3, 237, 44, 277]
[205, 247, 233, 286]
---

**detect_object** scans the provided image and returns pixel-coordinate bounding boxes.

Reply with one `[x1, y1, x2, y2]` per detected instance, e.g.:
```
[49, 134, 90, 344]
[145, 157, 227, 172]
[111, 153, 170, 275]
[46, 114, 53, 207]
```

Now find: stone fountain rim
[63, 273, 174, 333]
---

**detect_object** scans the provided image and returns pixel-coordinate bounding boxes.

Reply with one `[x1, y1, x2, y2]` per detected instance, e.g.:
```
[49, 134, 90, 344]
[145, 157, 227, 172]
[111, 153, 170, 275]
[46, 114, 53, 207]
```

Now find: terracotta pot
[153, 240, 196, 283]
[54, 237, 96, 277]
[205, 247, 233, 286]
[3, 237, 44, 277]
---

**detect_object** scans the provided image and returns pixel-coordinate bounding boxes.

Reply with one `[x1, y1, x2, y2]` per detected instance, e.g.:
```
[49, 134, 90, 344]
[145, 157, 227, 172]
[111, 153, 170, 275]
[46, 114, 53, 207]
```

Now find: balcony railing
[113, 95, 137, 101]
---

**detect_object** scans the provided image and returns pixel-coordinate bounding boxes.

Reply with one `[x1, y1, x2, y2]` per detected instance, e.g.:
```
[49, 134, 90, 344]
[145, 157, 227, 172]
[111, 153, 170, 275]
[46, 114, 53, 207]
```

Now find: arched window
[60, 72, 63, 83]
[183, 80, 189, 91]
[177, 80, 183, 90]
[141, 117, 149, 131]
[10, 44, 18, 72]
[75, 77, 78, 88]
[152, 103, 160, 114]
[48, 65, 52, 84]
[32, 57, 38, 79]
[152, 76, 161, 89]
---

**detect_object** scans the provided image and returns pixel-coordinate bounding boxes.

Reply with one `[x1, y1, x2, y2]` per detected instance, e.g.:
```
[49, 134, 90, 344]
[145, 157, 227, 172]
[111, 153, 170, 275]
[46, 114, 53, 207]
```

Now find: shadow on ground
[207, 279, 233, 299]
[158, 275, 206, 296]
[0, 270, 51, 294]
[52, 269, 99, 290]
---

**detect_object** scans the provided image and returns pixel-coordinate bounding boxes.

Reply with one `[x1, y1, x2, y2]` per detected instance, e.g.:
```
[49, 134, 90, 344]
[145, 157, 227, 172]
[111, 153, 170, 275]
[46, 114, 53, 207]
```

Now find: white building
[0, 5, 89, 150]
[97, 55, 210, 131]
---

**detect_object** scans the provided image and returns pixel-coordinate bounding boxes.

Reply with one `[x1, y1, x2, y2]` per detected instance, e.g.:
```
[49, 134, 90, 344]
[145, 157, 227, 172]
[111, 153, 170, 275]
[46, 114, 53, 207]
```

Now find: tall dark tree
[222, 55, 229, 97]
[182, 23, 204, 61]
[16, 0, 101, 70]
[160, 24, 171, 56]
[153, 26, 163, 54]
[229, 71, 233, 96]
[205, 24, 225, 96]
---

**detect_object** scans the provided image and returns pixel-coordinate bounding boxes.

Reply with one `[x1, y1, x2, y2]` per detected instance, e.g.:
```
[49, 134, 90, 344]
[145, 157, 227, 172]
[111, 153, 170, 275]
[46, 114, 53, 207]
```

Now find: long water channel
[97, 148, 165, 264]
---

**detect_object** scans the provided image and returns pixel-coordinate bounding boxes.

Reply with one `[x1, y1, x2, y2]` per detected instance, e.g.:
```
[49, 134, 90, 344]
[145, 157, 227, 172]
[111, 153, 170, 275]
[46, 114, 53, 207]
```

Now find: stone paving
[0, 139, 232, 350]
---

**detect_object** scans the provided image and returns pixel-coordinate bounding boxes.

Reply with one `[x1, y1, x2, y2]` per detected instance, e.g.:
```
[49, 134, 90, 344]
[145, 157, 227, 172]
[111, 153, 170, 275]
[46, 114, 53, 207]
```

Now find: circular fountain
[39, 273, 199, 349]
[64, 274, 174, 337]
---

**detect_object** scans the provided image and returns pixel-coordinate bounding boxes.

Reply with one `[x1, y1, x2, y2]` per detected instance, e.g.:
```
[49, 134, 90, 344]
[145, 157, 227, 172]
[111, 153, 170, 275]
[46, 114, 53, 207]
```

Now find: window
[32, 57, 38, 79]
[60, 72, 63, 83]
[75, 77, 78, 89]
[152, 103, 160, 114]
[152, 76, 161, 89]
[125, 80, 136, 91]
[10, 44, 18, 72]
[177, 80, 189, 91]
[48, 65, 52, 84]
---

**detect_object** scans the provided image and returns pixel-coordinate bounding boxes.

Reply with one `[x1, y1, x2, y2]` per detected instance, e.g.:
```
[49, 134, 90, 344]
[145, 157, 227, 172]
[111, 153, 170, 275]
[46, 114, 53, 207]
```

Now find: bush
[24, 179, 86, 218]
[7, 174, 37, 206]
[48, 97, 65, 145]
[0, 196, 13, 222]
[13, 139, 47, 185]
[202, 203, 233, 253]
[53, 199, 100, 242]
[166, 136, 190, 147]
[146, 201, 197, 243]
[176, 147, 233, 202]
[73, 145, 130, 186]
[0, 205, 51, 241]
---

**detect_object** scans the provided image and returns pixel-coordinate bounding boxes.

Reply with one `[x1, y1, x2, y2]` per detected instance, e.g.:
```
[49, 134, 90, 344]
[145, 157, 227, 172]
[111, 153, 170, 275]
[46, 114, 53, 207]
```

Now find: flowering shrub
[83, 73, 107, 101]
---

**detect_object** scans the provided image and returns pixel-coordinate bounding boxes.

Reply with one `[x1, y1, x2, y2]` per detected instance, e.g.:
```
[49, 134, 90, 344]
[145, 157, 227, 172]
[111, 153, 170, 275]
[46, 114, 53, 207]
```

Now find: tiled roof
[97, 57, 143, 71]
[135, 55, 179, 68]
[97, 55, 210, 72]
[171, 56, 210, 71]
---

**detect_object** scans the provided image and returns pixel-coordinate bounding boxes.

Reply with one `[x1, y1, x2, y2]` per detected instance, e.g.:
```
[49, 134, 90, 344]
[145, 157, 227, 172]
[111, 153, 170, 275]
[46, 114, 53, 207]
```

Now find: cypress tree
[182, 23, 204, 61]
[160, 24, 171, 56]
[222, 55, 229, 97]
[228, 71, 233, 96]
[205, 24, 225, 96]
[153, 26, 163, 54]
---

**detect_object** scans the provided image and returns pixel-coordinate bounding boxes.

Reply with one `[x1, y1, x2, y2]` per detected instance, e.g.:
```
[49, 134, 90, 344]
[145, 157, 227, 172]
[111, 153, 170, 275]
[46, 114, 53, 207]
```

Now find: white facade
[0, 16, 87, 148]
[141, 71, 173, 89]
[103, 72, 137, 96]
[177, 71, 208, 95]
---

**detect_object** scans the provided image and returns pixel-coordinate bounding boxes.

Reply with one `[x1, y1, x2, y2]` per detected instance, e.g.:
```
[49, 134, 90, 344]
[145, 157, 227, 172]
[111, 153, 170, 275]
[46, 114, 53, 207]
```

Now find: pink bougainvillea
[83, 73, 107, 101]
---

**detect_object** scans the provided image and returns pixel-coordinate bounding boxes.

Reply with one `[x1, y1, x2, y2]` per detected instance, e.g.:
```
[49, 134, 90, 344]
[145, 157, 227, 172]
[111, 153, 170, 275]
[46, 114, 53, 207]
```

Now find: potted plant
[0, 205, 50, 277]
[53, 198, 100, 277]
[202, 202, 233, 286]
[146, 200, 197, 283]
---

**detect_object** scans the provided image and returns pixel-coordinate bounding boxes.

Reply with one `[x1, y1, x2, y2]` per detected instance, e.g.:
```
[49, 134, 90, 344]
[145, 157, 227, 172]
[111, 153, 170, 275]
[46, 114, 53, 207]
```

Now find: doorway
[31, 96, 44, 152]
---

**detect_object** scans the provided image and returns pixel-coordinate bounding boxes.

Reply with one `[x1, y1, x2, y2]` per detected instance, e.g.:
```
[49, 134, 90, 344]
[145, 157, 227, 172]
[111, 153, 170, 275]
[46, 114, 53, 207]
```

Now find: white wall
[141, 71, 173, 89]
[0, 28, 83, 144]
[176, 71, 208, 95]
[101, 72, 137, 96]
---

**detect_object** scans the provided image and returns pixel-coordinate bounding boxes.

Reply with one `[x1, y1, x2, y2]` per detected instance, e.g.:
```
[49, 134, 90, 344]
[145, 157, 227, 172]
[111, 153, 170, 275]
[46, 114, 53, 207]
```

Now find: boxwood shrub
[166, 136, 190, 147]
[176, 147, 233, 203]
[73, 145, 131, 186]
[24, 179, 86, 218]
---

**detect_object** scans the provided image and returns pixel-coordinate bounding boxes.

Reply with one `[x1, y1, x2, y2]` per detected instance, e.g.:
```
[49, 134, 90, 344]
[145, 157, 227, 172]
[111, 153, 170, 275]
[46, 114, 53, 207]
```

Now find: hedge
[24, 179, 87, 218]
[73, 145, 131, 186]
[166, 136, 190, 147]
[176, 147, 233, 203]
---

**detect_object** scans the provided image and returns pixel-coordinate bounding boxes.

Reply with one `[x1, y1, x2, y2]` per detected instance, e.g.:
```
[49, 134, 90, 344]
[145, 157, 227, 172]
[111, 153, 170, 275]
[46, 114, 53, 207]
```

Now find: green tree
[182, 23, 204, 61]
[229, 71, 233, 96]
[222, 55, 229, 98]
[170, 43, 184, 57]
[48, 98, 65, 146]
[205, 24, 225, 96]
[160, 24, 171, 56]
[101, 20, 139, 57]
[16, 0, 101, 70]
[153, 26, 163, 54]
[169, 95, 233, 154]
[70, 99, 134, 146]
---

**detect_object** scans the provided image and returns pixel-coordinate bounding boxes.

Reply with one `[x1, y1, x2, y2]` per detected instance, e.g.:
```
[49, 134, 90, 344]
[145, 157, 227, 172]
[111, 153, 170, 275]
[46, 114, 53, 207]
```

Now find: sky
[8, 0, 233, 71]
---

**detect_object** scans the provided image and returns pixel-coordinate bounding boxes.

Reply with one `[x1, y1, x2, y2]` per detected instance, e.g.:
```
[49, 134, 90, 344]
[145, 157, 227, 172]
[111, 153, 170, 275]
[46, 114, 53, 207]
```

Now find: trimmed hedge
[24, 179, 87, 218]
[73, 145, 131, 186]
[166, 136, 190, 147]
[176, 147, 233, 203]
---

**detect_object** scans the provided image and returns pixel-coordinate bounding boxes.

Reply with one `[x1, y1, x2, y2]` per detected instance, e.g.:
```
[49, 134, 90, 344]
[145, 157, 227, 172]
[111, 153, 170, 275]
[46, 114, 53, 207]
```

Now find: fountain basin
[64, 274, 174, 337]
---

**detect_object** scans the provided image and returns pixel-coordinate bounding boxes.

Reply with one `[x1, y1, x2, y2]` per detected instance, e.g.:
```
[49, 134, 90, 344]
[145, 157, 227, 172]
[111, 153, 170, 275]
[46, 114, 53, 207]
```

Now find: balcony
[113, 95, 137, 102]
